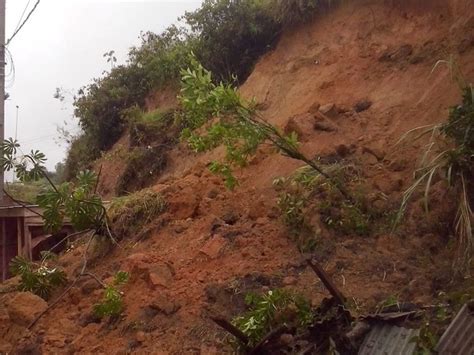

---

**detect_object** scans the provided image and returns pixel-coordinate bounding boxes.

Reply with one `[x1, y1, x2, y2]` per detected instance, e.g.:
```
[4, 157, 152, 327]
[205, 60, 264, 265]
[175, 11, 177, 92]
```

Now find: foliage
[183, 0, 280, 83]
[62, 0, 349, 179]
[179, 56, 352, 203]
[5, 180, 51, 204]
[273, 172, 318, 252]
[273, 0, 337, 26]
[9, 255, 67, 300]
[63, 134, 99, 181]
[1, 139, 105, 233]
[93, 271, 129, 318]
[274, 163, 369, 248]
[232, 289, 312, 346]
[108, 189, 166, 238]
[396, 63, 473, 273]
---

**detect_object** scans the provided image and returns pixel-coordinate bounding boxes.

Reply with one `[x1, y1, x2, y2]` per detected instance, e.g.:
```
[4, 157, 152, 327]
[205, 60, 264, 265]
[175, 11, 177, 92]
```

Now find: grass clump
[108, 189, 166, 238]
[396, 60, 473, 274]
[232, 289, 312, 347]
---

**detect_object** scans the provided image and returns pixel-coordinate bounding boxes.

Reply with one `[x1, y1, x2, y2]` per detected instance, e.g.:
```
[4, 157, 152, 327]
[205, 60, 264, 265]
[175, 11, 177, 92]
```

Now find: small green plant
[108, 189, 167, 238]
[93, 271, 129, 319]
[413, 322, 439, 355]
[9, 255, 67, 300]
[273, 172, 318, 252]
[275, 163, 369, 249]
[232, 289, 312, 347]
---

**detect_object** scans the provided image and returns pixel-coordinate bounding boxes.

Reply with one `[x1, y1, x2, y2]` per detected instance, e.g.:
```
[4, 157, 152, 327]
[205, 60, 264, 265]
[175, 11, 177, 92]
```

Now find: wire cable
[6, 0, 40, 46]
[13, 0, 32, 35]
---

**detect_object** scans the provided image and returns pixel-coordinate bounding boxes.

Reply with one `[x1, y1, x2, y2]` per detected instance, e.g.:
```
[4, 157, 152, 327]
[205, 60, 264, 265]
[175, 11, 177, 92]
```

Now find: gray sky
[5, 0, 201, 174]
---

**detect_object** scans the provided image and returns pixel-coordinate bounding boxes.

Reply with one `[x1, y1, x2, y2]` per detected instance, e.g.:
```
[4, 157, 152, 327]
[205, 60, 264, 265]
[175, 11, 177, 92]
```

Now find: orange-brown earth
[2, 0, 474, 353]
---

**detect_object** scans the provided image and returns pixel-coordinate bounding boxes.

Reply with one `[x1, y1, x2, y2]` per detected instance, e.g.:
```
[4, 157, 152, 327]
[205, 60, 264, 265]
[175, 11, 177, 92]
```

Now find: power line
[6, 0, 40, 46]
[13, 0, 32, 35]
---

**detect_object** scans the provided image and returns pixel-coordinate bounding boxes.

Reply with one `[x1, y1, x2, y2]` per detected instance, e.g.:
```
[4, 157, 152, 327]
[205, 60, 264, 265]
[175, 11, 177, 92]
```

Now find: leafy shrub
[10, 255, 67, 300]
[275, 163, 370, 244]
[93, 271, 129, 318]
[232, 289, 312, 346]
[273, 0, 336, 26]
[183, 0, 280, 83]
[63, 135, 99, 181]
[108, 189, 166, 238]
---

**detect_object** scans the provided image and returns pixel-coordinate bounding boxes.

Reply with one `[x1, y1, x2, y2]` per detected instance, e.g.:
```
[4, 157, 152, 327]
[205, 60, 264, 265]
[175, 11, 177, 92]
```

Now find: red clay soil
[2, 0, 474, 353]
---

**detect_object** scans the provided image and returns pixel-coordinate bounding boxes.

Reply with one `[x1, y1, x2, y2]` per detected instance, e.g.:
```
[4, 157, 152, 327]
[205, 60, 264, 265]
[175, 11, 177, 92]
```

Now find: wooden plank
[25, 225, 32, 260]
[17, 217, 22, 256]
[1, 218, 5, 281]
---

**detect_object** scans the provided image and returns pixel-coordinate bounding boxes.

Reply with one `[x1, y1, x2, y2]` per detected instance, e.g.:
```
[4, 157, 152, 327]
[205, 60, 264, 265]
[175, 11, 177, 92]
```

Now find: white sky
[5, 0, 201, 174]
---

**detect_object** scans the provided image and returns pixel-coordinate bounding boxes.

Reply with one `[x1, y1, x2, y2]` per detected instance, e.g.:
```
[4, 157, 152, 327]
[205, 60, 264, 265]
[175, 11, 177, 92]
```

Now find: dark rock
[354, 100, 372, 113]
[149, 295, 181, 316]
[335, 144, 352, 158]
[80, 279, 101, 296]
[458, 38, 474, 54]
[221, 210, 239, 225]
[314, 121, 337, 132]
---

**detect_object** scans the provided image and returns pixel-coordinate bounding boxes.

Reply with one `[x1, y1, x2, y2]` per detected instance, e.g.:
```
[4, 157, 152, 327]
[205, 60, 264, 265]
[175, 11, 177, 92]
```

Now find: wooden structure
[0, 201, 73, 281]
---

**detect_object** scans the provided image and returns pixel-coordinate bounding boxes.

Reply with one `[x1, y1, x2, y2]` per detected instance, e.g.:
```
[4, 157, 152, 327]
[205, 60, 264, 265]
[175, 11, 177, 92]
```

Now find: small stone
[282, 276, 297, 286]
[354, 100, 372, 113]
[147, 264, 174, 289]
[221, 210, 239, 225]
[335, 144, 351, 158]
[279, 333, 294, 346]
[136, 331, 146, 343]
[6, 292, 48, 327]
[199, 236, 227, 259]
[81, 280, 101, 295]
[319, 103, 338, 118]
[314, 121, 337, 132]
[207, 189, 219, 199]
[149, 295, 181, 316]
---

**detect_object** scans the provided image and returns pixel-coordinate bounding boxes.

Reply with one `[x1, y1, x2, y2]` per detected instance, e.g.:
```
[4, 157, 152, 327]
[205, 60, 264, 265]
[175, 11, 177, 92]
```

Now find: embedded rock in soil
[149, 294, 181, 316]
[6, 292, 48, 327]
[319, 103, 338, 118]
[199, 236, 227, 259]
[354, 99, 372, 113]
[284, 113, 318, 141]
[147, 263, 175, 289]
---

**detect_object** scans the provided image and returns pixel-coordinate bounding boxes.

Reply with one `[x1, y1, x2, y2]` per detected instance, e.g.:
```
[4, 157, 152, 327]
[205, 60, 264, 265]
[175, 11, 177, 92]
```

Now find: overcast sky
[5, 0, 201, 174]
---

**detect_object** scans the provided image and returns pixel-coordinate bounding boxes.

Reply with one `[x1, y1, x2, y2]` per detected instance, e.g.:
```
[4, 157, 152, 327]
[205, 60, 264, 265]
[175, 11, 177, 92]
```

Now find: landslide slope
[2, 0, 474, 353]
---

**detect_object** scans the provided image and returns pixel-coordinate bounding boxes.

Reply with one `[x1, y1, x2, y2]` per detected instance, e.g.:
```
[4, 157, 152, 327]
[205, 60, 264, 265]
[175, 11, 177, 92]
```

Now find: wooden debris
[306, 259, 346, 306]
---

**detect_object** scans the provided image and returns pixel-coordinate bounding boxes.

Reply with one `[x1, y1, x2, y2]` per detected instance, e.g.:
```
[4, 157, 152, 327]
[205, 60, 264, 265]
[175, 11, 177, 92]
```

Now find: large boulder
[6, 292, 48, 327]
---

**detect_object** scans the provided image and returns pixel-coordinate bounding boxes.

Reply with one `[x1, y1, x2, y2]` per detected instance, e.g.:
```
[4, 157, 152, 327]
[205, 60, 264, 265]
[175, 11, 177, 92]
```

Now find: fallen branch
[210, 316, 250, 347]
[249, 325, 289, 355]
[307, 259, 346, 306]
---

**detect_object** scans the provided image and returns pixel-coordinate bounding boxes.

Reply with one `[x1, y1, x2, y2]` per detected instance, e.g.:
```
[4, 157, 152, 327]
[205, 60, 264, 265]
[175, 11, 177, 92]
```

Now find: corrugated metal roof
[359, 324, 419, 355]
[436, 303, 474, 355]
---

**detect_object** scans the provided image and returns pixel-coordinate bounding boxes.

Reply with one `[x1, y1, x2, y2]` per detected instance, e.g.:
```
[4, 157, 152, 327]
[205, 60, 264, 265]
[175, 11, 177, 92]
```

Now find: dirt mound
[2, 0, 474, 353]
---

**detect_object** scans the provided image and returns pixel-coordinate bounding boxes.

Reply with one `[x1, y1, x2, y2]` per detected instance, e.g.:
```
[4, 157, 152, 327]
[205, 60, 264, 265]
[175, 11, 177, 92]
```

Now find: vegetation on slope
[62, 0, 338, 179]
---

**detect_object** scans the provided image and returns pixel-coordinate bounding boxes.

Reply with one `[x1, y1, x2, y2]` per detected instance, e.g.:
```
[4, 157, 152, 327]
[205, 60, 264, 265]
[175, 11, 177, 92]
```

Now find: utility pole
[0, 0, 5, 204]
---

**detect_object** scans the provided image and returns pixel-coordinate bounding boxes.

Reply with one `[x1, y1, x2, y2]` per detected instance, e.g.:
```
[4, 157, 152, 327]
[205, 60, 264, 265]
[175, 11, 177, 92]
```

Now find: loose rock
[6, 292, 48, 327]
